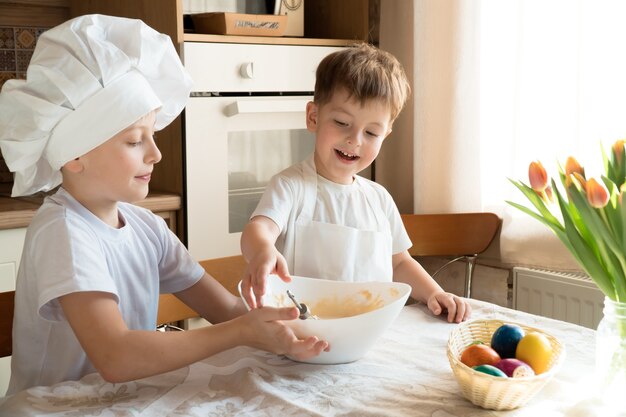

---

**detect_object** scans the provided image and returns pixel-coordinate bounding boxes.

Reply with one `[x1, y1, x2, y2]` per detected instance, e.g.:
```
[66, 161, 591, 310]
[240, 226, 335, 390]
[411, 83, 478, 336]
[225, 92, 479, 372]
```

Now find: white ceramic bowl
[238, 274, 411, 364]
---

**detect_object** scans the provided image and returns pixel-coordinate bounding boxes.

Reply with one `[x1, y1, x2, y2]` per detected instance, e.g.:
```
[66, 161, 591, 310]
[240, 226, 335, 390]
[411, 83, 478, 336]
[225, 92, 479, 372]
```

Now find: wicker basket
[447, 319, 565, 410]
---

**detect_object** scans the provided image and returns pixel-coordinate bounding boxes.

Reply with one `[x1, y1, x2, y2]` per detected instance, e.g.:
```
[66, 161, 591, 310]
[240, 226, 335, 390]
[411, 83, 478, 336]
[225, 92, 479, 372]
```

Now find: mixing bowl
[238, 275, 411, 364]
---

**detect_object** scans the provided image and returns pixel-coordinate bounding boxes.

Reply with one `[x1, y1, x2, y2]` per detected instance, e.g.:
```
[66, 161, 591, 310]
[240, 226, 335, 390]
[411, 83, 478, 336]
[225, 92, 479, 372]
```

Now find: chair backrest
[0, 291, 14, 358]
[401, 213, 500, 257]
[156, 255, 247, 325]
[198, 255, 247, 297]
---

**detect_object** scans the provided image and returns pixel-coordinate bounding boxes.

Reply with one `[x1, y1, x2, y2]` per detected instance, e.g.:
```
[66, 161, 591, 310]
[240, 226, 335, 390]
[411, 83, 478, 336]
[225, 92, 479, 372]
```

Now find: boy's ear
[62, 158, 84, 173]
[305, 101, 318, 132]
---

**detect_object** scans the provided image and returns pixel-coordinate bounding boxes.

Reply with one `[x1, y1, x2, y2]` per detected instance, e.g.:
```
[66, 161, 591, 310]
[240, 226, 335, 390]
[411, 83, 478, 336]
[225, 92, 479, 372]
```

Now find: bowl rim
[237, 275, 412, 321]
[447, 318, 567, 382]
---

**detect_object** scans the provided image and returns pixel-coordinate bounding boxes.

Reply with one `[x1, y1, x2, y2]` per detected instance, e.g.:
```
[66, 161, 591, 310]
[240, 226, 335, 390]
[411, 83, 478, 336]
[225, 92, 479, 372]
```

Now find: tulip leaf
[506, 201, 565, 234]
[567, 186, 626, 299]
[508, 179, 562, 228]
[568, 186, 623, 257]
[552, 181, 597, 255]
[554, 188, 617, 298]
[621, 198, 626, 267]
[600, 176, 622, 246]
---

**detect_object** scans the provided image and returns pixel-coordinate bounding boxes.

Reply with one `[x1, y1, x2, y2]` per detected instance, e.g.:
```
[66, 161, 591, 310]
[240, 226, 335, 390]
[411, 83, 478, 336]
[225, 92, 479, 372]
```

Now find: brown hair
[314, 43, 410, 121]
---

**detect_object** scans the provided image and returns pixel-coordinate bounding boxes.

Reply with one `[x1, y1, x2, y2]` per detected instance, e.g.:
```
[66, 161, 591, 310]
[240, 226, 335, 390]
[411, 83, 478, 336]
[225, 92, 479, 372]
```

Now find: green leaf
[507, 179, 562, 228]
[506, 201, 565, 234]
[567, 185, 626, 299]
[554, 187, 617, 297]
[600, 176, 623, 246]
[568, 185, 622, 256]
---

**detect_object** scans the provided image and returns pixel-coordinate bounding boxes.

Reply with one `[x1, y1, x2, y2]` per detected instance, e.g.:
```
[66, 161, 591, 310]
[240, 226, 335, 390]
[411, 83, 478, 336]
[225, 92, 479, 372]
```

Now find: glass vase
[595, 296, 626, 407]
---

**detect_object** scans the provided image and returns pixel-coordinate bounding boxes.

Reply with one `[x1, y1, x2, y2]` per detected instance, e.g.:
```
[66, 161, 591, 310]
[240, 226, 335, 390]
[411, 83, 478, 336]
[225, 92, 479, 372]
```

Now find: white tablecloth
[0, 300, 620, 416]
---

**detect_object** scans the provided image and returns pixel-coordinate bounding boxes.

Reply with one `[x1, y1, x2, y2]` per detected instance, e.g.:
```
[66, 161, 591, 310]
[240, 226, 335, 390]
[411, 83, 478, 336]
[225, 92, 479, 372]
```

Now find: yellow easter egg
[515, 332, 553, 374]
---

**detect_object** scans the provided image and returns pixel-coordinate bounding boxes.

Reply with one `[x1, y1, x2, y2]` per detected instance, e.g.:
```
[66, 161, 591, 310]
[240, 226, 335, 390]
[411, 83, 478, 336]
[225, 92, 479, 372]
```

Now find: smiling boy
[240, 44, 472, 323]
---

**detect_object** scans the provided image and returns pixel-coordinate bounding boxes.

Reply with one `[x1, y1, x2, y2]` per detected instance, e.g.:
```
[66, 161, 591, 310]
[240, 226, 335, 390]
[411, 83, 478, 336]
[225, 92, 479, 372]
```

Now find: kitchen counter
[0, 191, 181, 230]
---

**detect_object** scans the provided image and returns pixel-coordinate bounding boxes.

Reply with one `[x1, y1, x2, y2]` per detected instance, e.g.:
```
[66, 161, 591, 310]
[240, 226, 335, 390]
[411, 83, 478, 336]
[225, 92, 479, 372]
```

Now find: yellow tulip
[586, 178, 609, 208]
[528, 161, 548, 192]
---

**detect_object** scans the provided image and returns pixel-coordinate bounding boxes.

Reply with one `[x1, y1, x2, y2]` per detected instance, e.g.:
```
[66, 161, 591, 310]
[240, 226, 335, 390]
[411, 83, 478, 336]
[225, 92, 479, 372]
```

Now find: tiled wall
[0, 25, 48, 195]
[0, 26, 47, 88]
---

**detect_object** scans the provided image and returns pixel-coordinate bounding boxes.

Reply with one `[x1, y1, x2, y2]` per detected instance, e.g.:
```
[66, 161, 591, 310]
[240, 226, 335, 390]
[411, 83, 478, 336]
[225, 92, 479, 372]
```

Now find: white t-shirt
[251, 159, 412, 272]
[7, 188, 204, 394]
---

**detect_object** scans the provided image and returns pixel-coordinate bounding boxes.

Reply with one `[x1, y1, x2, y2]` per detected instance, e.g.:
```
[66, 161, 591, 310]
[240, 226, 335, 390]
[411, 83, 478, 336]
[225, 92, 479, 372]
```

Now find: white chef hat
[0, 14, 193, 197]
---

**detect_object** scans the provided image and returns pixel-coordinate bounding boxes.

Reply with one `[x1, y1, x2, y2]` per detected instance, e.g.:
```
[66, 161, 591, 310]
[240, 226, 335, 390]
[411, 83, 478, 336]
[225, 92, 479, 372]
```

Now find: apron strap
[298, 154, 318, 222]
[355, 176, 391, 234]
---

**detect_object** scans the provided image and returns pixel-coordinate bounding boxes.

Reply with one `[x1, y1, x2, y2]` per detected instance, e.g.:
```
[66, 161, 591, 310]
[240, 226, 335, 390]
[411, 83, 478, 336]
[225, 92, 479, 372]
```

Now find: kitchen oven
[182, 42, 343, 260]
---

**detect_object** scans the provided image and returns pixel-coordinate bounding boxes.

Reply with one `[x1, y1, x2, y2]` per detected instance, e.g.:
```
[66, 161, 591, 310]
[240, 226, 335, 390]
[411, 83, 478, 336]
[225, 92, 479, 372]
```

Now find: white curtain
[379, 0, 626, 270]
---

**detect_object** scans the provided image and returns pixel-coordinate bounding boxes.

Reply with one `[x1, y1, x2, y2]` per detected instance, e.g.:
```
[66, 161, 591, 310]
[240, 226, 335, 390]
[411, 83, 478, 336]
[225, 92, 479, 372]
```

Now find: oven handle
[224, 99, 309, 117]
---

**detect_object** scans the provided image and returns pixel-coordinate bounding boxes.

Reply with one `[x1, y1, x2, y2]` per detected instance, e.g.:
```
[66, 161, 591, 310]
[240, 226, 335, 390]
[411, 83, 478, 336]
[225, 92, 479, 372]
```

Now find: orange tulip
[528, 161, 548, 192]
[586, 178, 609, 208]
[565, 156, 585, 178]
[566, 172, 587, 192]
[543, 185, 555, 203]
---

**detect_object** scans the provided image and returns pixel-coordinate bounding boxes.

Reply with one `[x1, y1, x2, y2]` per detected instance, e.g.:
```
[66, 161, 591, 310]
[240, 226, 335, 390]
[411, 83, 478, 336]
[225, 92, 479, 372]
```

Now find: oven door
[185, 95, 314, 260]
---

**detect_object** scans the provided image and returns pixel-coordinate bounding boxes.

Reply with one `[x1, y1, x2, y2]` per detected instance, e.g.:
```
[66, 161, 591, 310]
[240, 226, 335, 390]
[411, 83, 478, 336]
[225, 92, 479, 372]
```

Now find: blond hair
[314, 43, 410, 121]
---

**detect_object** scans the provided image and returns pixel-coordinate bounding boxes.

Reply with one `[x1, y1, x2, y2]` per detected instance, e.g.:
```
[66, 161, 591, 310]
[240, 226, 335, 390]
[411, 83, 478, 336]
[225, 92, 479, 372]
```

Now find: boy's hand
[240, 306, 330, 360]
[241, 246, 291, 309]
[427, 291, 472, 323]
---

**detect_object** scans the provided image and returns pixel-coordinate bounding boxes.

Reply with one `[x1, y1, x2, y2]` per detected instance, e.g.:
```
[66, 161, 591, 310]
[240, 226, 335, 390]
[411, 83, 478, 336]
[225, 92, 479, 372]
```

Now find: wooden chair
[401, 213, 500, 298]
[0, 291, 14, 358]
[156, 255, 247, 326]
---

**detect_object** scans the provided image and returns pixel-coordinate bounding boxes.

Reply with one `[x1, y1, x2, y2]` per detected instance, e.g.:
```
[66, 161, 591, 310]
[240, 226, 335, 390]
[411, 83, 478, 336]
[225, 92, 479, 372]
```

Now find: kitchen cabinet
[0, 227, 25, 293]
[0, 227, 25, 396]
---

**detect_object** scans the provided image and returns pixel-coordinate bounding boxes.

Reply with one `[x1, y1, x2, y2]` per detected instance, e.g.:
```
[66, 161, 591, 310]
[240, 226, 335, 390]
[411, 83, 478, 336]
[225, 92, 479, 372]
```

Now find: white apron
[292, 156, 393, 282]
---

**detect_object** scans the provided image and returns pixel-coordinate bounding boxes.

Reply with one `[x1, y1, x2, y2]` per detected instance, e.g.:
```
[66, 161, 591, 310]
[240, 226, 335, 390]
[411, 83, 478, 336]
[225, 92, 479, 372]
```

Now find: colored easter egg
[494, 358, 535, 378]
[515, 332, 553, 374]
[491, 324, 525, 358]
[460, 344, 501, 368]
[472, 364, 507, 377]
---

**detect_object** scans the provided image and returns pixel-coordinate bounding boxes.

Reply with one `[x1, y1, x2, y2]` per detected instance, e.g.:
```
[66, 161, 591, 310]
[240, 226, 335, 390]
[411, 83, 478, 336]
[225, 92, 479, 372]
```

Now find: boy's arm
[59, 290, 328, 383]
[173, 272, 247, 323]
[240, 216, 290, 308]
[392, 250, 471, 323]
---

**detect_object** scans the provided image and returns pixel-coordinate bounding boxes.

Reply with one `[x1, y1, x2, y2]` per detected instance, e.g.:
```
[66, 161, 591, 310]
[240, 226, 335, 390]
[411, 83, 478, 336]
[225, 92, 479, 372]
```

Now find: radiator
[512, 267, 605, 329]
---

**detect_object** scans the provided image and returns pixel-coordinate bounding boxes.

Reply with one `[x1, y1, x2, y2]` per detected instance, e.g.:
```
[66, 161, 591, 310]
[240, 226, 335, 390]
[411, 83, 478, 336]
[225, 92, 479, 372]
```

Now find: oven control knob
[240, 62, 254, 79]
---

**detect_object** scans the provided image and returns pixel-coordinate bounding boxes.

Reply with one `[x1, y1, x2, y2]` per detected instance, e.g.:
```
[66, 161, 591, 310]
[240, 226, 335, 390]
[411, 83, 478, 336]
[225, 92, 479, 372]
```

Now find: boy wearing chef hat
[0, 14, 328, 394]
[240, 44, 472, 323]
